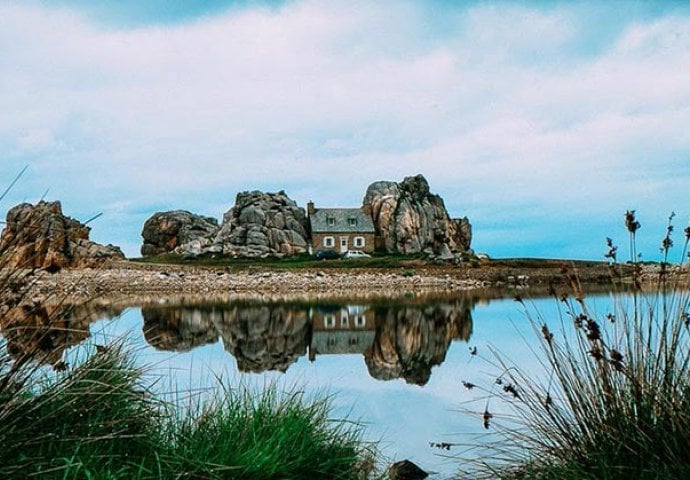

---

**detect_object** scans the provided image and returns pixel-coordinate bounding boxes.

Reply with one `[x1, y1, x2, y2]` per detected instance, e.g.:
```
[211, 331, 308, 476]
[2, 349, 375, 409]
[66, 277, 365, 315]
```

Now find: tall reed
[462, 212, 690, 479]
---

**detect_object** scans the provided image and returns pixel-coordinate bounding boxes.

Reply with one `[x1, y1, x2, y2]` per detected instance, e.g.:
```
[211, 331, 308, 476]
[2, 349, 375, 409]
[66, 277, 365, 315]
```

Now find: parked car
[343, 250, 371, 259]
[315, 249, 341, 260]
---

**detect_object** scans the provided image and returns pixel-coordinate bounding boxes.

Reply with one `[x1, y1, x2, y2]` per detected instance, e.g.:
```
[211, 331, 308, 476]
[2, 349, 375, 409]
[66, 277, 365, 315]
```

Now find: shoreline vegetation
[0, 342, 375, 479]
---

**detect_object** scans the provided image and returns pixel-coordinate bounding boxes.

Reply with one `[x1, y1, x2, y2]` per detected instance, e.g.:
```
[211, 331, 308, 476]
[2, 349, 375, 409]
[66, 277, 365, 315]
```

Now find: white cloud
[0, 1, 689, 257]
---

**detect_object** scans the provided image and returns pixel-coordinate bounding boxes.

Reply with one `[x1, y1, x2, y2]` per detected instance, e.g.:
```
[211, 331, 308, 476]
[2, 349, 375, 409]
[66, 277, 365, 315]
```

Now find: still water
[1, 287, 628, 476]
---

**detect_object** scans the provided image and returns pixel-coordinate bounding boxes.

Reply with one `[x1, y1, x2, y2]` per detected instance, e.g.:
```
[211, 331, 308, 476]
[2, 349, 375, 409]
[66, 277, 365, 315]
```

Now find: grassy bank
[0, 343, 375, 479]
[133, 252, 427, 270]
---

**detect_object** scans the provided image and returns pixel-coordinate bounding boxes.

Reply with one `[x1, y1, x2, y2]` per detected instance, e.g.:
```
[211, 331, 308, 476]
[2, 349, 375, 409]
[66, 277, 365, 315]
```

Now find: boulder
[140, 210, 218, 257]
[207, 190, 309, 258]
[0, 201, 124, 270]
[362, 174, 471, 256]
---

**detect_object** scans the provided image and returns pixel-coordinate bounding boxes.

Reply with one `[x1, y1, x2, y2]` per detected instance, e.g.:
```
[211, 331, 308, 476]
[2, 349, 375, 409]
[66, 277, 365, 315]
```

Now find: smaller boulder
[141, 210, 218, 257]
[388, 459, 428, 480]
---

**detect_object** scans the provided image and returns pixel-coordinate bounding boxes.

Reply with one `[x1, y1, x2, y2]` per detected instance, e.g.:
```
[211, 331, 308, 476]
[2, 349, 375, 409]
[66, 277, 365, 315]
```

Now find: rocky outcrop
[140, 210, 218, 257]
[362, 174, 471, 257]
[207, 190, 309, 258]
[453, 217, 472, 252]
[0, 201, 124, 270]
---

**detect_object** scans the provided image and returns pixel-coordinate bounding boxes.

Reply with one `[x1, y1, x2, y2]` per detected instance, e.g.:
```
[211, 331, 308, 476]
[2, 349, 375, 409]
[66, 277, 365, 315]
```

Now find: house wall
[312, 232, 376, 254]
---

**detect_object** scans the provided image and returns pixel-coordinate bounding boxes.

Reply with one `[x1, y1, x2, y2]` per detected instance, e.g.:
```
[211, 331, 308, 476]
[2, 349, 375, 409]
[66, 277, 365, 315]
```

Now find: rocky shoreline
[15, 258, 685, 302]
[25, 262, 490, 299]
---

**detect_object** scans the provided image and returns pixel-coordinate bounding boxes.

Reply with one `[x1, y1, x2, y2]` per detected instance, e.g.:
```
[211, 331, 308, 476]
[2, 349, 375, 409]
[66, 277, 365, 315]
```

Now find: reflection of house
[309, 306, 376, 358]
[307, 202, 375, 254]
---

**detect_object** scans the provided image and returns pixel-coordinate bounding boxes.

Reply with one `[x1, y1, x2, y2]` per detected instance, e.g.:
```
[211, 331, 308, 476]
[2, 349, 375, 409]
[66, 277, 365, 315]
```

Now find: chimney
[307, 201, 315, 217]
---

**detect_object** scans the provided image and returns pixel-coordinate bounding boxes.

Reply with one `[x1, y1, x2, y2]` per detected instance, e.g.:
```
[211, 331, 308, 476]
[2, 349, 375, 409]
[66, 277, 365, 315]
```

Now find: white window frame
[327, 216, 335, 227]
[323, 236, 335, 248]
[353, 236, 365, 248]
[324, 314, 336, 328]
[355, 315, 366, 327]
[340, 314, 349, 327]
[348, 218, 357, 228]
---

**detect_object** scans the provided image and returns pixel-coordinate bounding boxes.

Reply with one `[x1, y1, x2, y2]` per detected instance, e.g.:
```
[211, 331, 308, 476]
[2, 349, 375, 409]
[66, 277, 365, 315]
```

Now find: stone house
[307, 201, 376, 254]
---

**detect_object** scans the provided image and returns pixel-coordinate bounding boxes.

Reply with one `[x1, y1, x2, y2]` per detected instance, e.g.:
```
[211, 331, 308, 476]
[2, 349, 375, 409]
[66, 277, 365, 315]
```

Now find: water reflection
[138, 298, 473, 385]
[1, 293, 475, 385]
[1, 301, 125, 366]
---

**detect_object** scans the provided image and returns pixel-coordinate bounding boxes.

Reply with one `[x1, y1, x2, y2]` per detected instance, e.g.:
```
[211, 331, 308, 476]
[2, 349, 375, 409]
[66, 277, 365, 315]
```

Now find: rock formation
[208, 190, 309, 258]
[140, 210, 218, 257]
[362, 174, 471, 257]
[0, 201, 124, 270]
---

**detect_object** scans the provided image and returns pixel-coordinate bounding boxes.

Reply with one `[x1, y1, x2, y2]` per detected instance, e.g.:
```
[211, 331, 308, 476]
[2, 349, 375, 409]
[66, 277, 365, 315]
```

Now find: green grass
[0, 343, 376, 479]
[133, 252, 424, 270]
[461, 213, 690, 479]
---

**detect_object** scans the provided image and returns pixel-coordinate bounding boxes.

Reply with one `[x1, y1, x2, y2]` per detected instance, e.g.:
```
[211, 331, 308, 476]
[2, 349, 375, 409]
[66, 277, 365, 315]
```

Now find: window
[341, 314, 349, 327]
[327, 216, 335, 227]
[324, 314, 336, 328]
[348, 218, 357, 228]
[355, 315, 366, 327]
[323, 236, 335, 248]
[354, 236, 365, 248]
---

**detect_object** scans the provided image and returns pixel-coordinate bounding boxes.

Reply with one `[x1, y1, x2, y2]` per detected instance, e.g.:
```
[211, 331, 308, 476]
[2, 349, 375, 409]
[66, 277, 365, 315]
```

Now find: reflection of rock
[364, 301, 473, 386]
[142, 306, 219, 351]
[362, 174, 471, 257]
[0, 201, 124, 269]
[0, 301, 125, 366]
[215, 305, 310, 373]
[140, 210, 219, 257]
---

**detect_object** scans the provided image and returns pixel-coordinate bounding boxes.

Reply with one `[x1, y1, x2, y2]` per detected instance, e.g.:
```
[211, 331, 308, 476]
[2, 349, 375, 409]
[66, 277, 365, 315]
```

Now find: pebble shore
[29, 264, 491, 299]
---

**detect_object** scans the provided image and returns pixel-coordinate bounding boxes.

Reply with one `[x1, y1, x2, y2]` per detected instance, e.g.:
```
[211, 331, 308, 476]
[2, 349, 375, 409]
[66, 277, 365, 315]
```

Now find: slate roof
[310, 208, 375, 233]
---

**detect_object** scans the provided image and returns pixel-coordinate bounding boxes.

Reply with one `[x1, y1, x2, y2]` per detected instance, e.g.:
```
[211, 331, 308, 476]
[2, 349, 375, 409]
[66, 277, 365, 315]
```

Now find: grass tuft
[462, 212, 690, 480]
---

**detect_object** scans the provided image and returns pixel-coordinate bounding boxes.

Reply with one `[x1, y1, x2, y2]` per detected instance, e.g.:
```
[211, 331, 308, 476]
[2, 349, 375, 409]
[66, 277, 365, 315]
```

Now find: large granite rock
[208, 190, 309, 258]
[362, 174, 471, 256]
[0, 201, 124, 270]
[141, 210, 218, 257]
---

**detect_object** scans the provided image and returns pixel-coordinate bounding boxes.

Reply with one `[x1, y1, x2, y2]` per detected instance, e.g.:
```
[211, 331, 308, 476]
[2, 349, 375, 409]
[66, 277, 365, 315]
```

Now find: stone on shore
[140, 210, 219, 257]
[0, 201, 124, 270]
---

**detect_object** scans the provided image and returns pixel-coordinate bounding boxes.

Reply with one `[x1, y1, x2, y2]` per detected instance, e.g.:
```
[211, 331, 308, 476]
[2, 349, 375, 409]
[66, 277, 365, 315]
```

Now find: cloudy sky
[2, 0, 689, 259]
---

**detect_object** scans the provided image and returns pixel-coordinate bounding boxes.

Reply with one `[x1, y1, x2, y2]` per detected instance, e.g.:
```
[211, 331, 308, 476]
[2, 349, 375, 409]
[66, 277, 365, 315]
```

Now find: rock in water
[210, 190, 309, 258]
[0, 201, 124, 270]
[362, 174, 471, 256]
[141, 210, 218, 257]
[388, 459, 428, 480]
